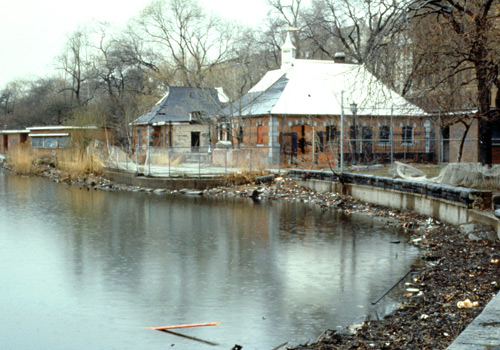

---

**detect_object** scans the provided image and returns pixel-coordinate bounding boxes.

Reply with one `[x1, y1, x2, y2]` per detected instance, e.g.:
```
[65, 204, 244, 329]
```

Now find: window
[402, 126, 413, 145]
[31, 136, 71, 148]
[316, 131, 325, 152]
[44, 137, 57, 148]
[217, 123, 229, 141]
[189, 111, 204, 123]
[237, 126, 244, 143]
[379, 126, 390, 144]
[257, 125, 264, 145]
[326, 126, 337, 143]
[31, 137, 43, 148]
[362, 126, 372, 140]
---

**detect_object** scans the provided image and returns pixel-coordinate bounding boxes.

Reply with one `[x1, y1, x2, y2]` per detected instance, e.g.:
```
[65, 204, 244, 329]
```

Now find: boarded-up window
[257, 125, 264, 144]
[402, 126, 413, 145]
[379, 126, 390, 144]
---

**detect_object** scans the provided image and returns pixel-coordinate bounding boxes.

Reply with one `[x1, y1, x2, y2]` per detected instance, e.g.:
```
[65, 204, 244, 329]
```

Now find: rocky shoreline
[6, 166, 500, 349]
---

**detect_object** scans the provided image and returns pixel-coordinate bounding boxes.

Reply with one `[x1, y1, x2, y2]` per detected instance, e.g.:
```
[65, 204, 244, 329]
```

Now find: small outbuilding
[0, 126, 113, 156]
[27, 126, 113, 156]
[131, 86, 227, 155]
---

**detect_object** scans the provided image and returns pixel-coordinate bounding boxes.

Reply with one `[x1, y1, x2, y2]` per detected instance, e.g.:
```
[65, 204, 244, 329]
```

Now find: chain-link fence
[103, 145, 280, 177]
[97, 135, 494, 177]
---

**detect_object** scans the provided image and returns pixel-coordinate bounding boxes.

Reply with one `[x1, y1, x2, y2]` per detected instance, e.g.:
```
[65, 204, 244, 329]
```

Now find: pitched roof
[225, 59, 424, 117]
[133, 87, 226, 125]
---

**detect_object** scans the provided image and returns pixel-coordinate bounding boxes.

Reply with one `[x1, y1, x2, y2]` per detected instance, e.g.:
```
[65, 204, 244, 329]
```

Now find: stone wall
[287, 169, 493, 226]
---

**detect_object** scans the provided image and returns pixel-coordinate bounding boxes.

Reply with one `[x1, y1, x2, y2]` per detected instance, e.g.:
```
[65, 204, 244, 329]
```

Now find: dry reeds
[56, 148, 103, 177]
[6, 145, 35, 175]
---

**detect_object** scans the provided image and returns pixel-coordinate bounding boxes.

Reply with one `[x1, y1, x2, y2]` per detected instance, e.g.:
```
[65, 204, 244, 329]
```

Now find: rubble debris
[456, 299, 479, 309]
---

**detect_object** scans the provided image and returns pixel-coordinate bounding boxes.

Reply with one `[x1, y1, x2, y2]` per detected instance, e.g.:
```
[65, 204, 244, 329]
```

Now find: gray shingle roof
[133, 87, 225, 125]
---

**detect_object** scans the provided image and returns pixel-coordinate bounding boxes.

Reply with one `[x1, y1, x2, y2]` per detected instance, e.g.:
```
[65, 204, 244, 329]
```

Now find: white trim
[0, 130, 29, 134]
[152, 121, 185, 126]
[26, 126, 99, 131]
[29, 133, 70, 137]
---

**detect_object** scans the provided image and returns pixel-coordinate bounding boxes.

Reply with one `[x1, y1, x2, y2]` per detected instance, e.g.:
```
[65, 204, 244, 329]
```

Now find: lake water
[0, 172, 419, 350]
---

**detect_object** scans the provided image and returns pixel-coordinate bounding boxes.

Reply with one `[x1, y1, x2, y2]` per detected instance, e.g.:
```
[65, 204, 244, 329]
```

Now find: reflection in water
[0, 173, 419, 350]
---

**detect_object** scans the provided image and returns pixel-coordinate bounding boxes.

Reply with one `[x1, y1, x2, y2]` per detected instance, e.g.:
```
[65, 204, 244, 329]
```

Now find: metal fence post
[168, 147, 171, 178]
[278, 144, 281, 175]
[147, 125, 151, 176]
[250, 148, 253, 172]
[198, 146, 201, 178]
[135, 138, 139, 175]
[390, 106, 394, 165]
[225, 148, 228, 176]
[340, 90, 344, 172]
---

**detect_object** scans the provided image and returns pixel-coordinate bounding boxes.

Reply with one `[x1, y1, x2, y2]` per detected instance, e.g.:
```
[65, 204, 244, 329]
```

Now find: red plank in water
[148, 322, 221, 330]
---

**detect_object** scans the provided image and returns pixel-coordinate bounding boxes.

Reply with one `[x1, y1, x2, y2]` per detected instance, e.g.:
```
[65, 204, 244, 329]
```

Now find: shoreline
[3, 166, 500, 349]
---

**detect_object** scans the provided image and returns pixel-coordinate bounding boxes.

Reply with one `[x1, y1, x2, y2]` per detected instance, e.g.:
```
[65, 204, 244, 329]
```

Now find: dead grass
[6, 146, 35, 174]
[56, 148, 103, 177]
[225, 170, 270, 185]
[234, 151, 268, 173]
[150, 152, 184, 166]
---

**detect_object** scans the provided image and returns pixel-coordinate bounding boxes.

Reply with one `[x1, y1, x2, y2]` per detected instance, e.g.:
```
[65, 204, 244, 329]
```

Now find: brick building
[218, 33, 432, 166]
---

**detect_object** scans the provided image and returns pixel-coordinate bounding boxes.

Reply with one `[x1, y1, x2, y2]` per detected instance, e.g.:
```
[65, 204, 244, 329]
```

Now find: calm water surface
[0, 173, 419, 350]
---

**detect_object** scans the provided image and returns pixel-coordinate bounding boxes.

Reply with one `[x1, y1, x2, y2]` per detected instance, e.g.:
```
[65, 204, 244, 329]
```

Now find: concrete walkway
[447, 291, 500, 349]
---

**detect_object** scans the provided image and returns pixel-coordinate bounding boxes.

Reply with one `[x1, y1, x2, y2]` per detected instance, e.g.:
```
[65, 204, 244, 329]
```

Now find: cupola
[281, 32, 296, 68]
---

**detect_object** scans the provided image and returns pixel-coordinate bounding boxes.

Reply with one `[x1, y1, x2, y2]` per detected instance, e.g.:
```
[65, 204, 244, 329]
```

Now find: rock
[468, 233, 481, 241]
[460, 223, 478, 234]
[255, 174, 274, 184]
[184, 190, 203, 196]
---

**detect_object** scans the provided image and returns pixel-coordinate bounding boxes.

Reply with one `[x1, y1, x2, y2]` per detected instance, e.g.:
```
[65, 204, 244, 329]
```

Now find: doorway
[191, 132, 200, 152]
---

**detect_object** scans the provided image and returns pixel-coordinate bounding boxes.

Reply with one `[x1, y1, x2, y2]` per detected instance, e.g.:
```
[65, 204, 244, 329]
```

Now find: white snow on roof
[248, 59, 424, 117]
[249, 69, 286, 94]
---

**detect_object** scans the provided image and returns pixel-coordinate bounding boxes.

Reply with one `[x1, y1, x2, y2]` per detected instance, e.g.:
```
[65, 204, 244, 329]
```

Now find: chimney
[333, 52, 346, 63]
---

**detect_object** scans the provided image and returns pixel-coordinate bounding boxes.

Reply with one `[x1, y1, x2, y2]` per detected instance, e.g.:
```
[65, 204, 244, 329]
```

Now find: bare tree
[136, 0, 238, 87]
[304, 0, 412, 89]
[408, 0, 500, 164]
[56, 28, 97, 104]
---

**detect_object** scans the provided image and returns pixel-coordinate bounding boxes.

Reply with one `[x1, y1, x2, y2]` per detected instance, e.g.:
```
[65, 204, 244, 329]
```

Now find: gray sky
[0, 0, 268, 88]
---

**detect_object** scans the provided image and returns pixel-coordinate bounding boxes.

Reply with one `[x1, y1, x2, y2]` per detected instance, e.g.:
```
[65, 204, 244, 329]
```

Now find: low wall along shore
[287, 169, 500, 236]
